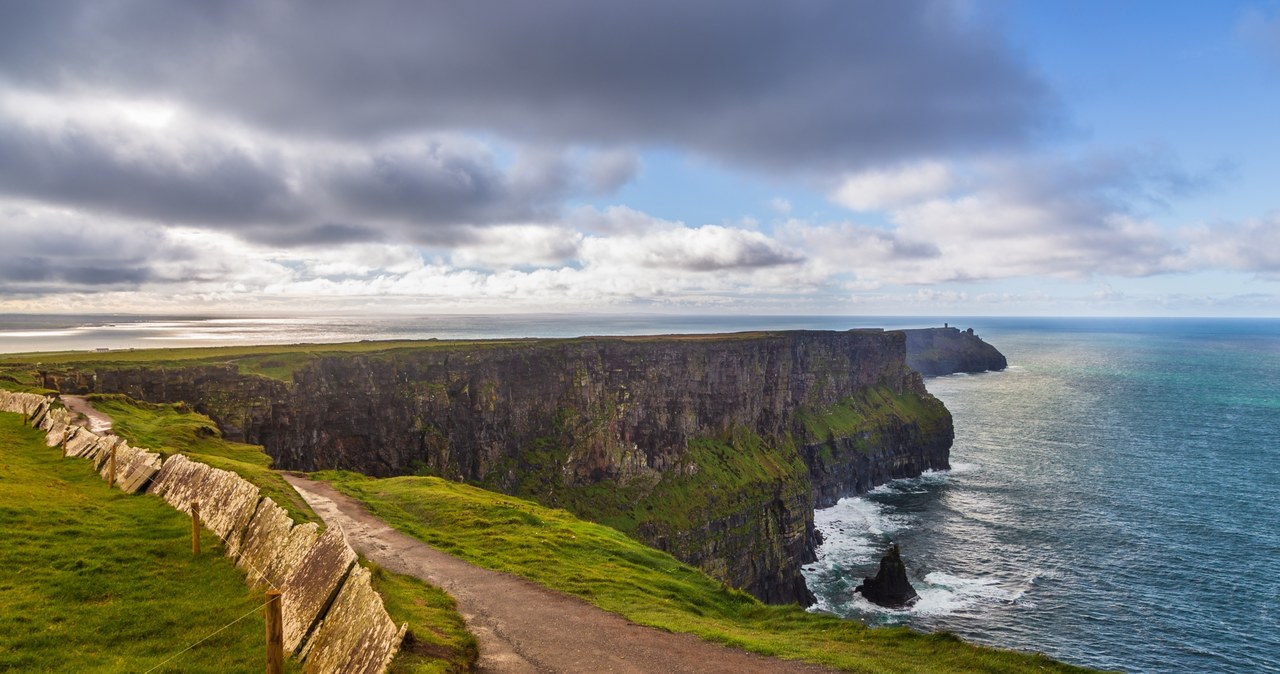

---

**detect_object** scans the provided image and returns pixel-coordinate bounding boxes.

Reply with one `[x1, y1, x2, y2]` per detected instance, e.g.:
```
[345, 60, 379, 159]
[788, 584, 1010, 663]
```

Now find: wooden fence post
[265, 590, 283, 674]
[191, 502, 201, 556]
[107, 444, 117, 488]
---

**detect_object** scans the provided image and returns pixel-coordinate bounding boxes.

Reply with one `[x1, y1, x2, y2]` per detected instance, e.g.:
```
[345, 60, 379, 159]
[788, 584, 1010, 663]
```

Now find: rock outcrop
[904, 327, 1008, 377]
[40, 330, 954, 606]
[855, 544, 919, 608]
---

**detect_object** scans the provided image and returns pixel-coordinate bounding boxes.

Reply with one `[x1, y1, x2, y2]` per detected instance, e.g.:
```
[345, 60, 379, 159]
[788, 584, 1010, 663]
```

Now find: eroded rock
[855, 544, 918, 608]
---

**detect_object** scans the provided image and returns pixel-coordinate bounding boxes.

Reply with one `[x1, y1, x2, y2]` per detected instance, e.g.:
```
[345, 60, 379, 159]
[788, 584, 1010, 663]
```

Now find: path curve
[61, 395, 113, 434]
[283, 475, 839, 674]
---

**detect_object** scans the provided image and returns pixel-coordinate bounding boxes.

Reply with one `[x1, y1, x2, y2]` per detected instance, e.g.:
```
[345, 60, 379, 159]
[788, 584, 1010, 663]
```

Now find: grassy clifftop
[320, 470, 1093, 674]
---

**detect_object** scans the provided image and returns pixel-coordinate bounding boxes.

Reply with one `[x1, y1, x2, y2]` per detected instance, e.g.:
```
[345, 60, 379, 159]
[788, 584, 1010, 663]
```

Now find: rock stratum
[904, 326, 1008, 377]
[40, 330, 954, 606]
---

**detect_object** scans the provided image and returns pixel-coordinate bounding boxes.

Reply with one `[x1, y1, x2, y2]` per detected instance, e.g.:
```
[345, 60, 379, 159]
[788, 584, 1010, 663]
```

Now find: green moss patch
[799, 386, 951, 452]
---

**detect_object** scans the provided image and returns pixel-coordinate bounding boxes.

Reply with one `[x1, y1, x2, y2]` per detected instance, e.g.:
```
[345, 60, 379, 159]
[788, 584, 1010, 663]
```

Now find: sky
[0, 0, 1278, 317]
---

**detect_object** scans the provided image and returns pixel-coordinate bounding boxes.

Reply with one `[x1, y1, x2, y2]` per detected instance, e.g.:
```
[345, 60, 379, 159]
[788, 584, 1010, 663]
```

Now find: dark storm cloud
[0, 257, 151, 285]
[0, 0, 1055, 171]
[0, 115, 301, 226]
[321, 141, 553, 226]
[654, 244, 803, 272]
[0, 112, 591, 245]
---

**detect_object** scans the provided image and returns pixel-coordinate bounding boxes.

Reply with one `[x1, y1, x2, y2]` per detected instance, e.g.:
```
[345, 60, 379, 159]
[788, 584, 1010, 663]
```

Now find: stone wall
[0, 391, 404, 674]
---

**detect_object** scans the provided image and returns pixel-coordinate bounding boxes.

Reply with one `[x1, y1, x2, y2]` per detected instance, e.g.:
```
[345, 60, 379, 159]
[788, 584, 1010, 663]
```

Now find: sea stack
[855, 544, 919, 608]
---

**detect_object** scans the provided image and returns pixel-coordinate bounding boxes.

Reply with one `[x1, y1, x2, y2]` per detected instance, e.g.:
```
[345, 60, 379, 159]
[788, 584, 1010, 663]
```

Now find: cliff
[904, 326, 1008, 376]
[38, 330, 953, 606]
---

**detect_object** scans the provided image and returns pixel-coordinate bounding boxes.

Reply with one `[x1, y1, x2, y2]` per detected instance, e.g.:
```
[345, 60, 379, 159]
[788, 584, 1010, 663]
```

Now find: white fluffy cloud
[830, 161, 954, 211]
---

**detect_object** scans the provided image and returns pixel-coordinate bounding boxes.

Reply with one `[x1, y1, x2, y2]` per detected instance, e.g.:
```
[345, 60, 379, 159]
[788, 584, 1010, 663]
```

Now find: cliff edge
[38, 330, 953, 606]
[904, 326, 1008, 377]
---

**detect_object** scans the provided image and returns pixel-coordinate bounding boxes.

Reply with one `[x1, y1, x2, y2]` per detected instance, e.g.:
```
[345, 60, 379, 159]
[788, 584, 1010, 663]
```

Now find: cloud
[580, 220, 805, 272]
[0, 203, 293, 296]
[830, 161, 954, 211]
[449, 225, 584, 270]
[0, 0, 1055, 172]
[789, 151, 1223, 285]
[1182, 214, 1280, 276]
[0, 94, 635, 246]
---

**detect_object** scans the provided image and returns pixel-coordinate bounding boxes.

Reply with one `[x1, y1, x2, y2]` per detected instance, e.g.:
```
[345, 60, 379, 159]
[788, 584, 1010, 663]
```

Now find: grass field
[320, 470, 1095, 674]
[47, 396, 477, 673]
[0, 412, 297, 673]
[0, 331, 792, 387]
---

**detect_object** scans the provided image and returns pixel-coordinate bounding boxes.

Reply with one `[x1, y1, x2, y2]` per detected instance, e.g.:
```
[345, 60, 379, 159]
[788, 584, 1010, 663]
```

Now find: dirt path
[283, 475, 839, 674]
[61, 395, 113, 434]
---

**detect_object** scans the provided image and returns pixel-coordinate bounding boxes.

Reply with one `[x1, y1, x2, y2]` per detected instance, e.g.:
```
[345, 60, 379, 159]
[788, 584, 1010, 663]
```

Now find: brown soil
[283, 475, 839, 674]
[61, 394, 113, 434]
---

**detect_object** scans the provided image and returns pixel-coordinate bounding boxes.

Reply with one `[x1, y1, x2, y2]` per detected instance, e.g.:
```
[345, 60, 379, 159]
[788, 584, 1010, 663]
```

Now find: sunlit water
[4, 314, 1278, 671]
[0, 313, 946, 353]
[803, 318, 1280, 673]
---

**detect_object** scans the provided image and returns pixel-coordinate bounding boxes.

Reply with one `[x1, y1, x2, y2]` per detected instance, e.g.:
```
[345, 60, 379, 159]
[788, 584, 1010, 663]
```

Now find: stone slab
[63, 429, 103, 459]
[300, 565, 405, 674]
[193, 467, 260, 552]
[281, 525, 357, 655]
[39, 406, 70, 432]
[236, 498, 324, 592]
[28, 401, 50, 428]
[92, 436, 126, 471]
[0, 392, 48, 417]
[149, 454, 212, 513]
[45, 421, 75, 447]
[267, 521, 322, 593]
[116, 446, 164, 494]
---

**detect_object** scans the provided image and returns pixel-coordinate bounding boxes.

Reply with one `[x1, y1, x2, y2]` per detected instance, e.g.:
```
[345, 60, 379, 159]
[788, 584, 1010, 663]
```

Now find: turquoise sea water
[804, 318, 1280, 673]
[3, 314, 1277, 671]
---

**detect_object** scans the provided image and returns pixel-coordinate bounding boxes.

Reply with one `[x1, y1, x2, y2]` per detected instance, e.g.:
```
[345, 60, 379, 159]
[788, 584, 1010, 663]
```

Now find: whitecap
[910, 571, 1028, 616]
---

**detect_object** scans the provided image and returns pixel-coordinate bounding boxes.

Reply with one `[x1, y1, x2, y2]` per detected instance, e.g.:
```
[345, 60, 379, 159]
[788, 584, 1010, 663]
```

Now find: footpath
[285, 475, 839, 674]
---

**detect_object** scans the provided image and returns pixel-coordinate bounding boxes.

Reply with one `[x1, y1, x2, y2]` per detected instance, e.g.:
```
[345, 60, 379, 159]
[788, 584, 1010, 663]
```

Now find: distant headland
[903, 326, 1008, 377]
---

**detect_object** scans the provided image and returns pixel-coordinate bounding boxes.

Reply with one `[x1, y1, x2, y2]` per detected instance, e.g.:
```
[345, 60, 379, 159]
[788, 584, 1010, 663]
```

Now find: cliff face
[43, 330, 952, 605]
[904, 327, 1008, 377]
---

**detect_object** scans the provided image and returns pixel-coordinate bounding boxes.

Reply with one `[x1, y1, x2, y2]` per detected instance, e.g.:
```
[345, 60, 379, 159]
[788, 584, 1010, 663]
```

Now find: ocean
[2, 314, 1277, 672]
[804, 318, 1280, 673]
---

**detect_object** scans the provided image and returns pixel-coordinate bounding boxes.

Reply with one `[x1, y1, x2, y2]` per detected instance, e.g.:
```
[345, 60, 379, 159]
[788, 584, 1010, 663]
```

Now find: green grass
[0, 332, 797, 387]
[367, 565, 478, 673]
[0, 412, 299, 673]
[0, 339, 541, 384]
[59, 395, 480, 672]
[84, 394, 319, 525]
[319, 471, 1094, 674]
[798, 386, 951, 449]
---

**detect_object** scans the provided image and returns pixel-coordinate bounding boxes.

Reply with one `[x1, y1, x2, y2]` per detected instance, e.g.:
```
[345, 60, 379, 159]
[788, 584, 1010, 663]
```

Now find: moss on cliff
[799, 386, 952, 453]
